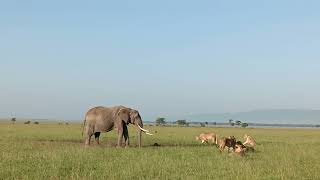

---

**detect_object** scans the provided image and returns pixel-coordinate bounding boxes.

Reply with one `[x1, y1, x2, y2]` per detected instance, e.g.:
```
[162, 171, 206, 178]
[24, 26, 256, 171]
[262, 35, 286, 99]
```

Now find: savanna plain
[0, 122, 319, 180]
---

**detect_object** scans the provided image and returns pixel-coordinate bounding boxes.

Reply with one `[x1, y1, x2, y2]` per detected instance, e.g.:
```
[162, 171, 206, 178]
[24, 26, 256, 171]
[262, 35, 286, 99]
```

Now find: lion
[233, 141, 246, 156]
[243, 134, 256, 147]
[218, 136, 236, 152]
[195, 132, 218, 145]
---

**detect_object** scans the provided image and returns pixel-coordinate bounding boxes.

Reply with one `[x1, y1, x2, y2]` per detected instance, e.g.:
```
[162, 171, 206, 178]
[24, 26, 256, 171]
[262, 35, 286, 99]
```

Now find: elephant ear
[129, 110, 140, 124]
[117, 108, 130, 124]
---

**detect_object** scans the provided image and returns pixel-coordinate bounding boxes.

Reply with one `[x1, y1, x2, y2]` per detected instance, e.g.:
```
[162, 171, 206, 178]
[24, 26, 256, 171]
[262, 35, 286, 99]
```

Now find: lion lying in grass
[233, 141, 246, 156]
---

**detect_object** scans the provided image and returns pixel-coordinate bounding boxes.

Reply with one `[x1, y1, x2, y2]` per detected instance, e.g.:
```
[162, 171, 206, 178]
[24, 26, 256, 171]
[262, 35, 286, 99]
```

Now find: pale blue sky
[1, 0, 320, 120]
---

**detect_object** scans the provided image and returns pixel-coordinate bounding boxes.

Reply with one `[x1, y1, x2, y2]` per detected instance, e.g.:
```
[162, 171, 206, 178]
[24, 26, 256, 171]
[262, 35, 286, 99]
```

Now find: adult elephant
[83, 106, 153, 147]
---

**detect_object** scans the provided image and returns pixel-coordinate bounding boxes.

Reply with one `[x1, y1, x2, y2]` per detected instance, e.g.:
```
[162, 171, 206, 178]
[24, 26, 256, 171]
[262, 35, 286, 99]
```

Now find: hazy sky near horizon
[1, 1, 320, 120]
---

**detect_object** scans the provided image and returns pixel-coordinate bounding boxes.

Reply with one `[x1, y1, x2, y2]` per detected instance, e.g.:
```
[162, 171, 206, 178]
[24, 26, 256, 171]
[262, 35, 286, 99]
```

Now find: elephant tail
[81, 118, 86, 137]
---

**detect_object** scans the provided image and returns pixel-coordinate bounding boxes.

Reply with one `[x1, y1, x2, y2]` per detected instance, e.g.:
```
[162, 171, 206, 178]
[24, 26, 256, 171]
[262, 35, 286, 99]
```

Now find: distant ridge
[167, 109, 320, 124]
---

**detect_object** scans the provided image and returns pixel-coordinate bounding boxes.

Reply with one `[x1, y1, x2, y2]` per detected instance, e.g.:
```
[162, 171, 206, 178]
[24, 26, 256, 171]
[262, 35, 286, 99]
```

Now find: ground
[0, 122, 319, 180]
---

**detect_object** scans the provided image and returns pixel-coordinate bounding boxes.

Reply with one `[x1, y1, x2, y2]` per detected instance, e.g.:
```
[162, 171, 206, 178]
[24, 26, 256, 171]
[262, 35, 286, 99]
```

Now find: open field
[1, 122, 319, 180]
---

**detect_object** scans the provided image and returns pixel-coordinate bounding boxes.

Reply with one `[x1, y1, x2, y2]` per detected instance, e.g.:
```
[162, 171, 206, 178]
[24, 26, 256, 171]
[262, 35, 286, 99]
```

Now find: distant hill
[168, 109, 320, 124]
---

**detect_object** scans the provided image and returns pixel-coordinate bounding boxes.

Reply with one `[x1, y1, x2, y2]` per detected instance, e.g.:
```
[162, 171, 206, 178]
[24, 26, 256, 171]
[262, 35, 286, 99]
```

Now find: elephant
[82, 106, 153, 147]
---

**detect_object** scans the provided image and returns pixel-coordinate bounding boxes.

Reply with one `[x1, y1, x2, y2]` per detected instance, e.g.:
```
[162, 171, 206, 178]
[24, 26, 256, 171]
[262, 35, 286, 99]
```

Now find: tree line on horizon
[9, 117, 69, 125]
[155, 117, 249, 128]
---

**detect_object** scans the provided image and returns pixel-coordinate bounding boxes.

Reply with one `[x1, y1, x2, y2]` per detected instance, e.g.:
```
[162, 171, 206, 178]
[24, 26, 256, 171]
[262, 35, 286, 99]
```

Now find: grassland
[0, 122, 319, 180]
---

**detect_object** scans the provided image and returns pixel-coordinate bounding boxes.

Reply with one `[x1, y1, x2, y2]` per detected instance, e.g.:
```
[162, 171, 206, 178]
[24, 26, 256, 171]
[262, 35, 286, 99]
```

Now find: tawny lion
[234, 141, 246, 156]
[195, 132, 218, 145]
[243, 134, 256, 147]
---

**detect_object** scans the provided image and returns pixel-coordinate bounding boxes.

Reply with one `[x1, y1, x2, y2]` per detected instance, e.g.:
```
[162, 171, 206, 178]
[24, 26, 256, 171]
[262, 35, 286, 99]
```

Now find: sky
[1, 0, 320, 120]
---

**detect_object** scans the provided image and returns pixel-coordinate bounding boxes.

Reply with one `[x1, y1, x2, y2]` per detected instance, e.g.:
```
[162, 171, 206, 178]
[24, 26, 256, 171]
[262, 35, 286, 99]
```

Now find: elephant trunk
[135, 120, 153, 147]
[138, 129, 142, 147]
[136, 120, 143, 147]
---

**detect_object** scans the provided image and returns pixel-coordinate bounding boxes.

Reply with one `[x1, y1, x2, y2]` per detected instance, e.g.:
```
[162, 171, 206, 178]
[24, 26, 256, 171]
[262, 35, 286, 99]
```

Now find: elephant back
[85, 106, 128, 132]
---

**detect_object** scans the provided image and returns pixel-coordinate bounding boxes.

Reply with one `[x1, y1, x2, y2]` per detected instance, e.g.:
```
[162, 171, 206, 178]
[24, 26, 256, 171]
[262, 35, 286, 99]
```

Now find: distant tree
[24, 121, 31, 124]
[200, 123, 205, 127]
[205, 122, 208, 126]
[229, 119, 233, 125]
[65, 122, 69, 125]
[241, 123, 249, 128]
[315, 125, 320, 128]
[155, 117, 166, 126]
[235, 120, 242, 126]
[230, 122, 235, 126]
[33, 121, 39, 124]
[213, 122, 217, 126]
[176, 120, 188, 126]
[11, 117, 16, 124]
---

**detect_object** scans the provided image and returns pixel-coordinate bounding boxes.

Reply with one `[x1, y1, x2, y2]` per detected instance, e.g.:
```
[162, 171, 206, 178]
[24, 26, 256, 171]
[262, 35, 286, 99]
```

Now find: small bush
[235, 120, 242, 126]
[241, 123, 249, 128]
[24, 121, 31, 124]
[11, 118, 16, 124]
[33, 121, 39, 124]
[176, 120, 188, 126]
[155, 117, 166, 126]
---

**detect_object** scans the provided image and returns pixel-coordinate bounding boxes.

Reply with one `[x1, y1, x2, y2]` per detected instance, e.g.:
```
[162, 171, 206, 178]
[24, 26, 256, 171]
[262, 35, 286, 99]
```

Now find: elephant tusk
[145, 132, 154, 136]
[138, 125, 149, 132]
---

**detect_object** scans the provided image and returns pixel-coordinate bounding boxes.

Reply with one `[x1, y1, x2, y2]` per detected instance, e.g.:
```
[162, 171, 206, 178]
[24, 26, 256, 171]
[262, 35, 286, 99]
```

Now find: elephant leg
[123, 124, 130, 147]
[94, 132, 101, 145]
[85, 133, 93, 147]
[84, 125, 94, 147]
[117, 123, 124, 147]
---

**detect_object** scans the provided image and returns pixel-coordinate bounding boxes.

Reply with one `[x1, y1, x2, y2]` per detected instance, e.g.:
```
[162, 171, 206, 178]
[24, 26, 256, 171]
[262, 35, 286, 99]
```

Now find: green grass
[0, 122, 319, 180]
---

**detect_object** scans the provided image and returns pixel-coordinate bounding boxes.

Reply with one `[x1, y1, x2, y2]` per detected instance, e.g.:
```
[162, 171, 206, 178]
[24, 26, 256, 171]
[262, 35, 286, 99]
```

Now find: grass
[0, 122, 319, 180]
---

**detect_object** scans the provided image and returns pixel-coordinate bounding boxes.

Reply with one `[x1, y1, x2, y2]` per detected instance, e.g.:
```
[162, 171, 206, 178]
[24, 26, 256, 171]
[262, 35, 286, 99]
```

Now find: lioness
[196, 132, 218, 145]
[234, 141, 246, 156]
[243, 134, 256, 147]
[218, 136, 236, 152]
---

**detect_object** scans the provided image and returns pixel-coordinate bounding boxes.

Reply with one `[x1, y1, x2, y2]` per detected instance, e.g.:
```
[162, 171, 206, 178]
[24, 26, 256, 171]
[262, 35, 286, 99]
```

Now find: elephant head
[117, 108, 153, 147]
